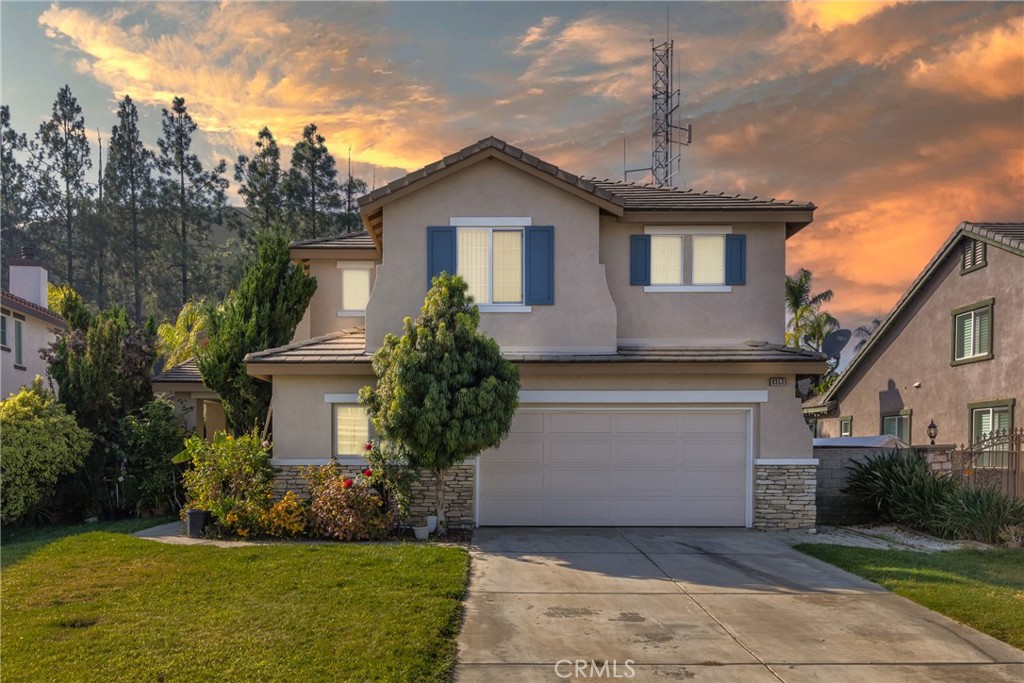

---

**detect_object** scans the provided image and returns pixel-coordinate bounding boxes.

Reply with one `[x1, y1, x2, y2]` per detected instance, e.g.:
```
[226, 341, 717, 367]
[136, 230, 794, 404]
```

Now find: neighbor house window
[13, 319, 23, 367]
[333, 404, 369, 456]
[840, 417, 852, 437]
[0, 314, 7, 348]
[457, 228, 523, 304]
[952, 300, 993, 364]
[337, 262, 373, 314]
[881, 411, 911, 442]
[961, 239, 986, 273]
[970, 401, 1014, 467]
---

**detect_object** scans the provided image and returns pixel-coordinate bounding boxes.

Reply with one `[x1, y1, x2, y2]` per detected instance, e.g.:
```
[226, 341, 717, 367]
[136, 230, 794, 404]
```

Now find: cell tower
[650, 39, 692, 187]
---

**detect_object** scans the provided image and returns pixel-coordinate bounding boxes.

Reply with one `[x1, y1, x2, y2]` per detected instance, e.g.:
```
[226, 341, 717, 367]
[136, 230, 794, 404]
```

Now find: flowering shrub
[179, 430, 275, 538]
[363, 441, 418, 521]
[262, 491, 309, 538]
[302, 461, 390, 541]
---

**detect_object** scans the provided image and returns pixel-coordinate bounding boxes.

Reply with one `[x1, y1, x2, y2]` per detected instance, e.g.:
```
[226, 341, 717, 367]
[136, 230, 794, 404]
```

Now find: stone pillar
[753, 463, 817, 530]
[914, 444, 956, 476]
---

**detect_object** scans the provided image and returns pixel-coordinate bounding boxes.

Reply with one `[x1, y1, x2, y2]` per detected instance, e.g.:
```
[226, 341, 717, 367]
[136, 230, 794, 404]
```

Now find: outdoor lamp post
[927, 420, 938, 445]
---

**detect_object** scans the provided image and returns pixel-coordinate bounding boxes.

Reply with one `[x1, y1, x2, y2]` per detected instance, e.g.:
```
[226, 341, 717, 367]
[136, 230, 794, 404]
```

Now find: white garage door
[478, 408, 749, 526]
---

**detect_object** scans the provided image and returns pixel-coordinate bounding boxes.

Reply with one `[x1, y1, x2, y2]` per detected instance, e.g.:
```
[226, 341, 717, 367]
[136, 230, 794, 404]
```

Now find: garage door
[478, 408, 749, 526]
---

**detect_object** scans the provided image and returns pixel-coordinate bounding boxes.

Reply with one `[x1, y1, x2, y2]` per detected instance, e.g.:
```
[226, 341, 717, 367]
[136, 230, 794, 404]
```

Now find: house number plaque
[769, 377, 787, 387]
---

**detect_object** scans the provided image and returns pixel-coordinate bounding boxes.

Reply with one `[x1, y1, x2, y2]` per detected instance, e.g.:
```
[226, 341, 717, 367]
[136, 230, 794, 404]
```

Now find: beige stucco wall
[600, 218, 788, 345]
[830, 241, 1022, 446]
[268, 369, 812, 462]
[300, 258, 378, 339]
[363, 159, 618, 353]
[1, 314, 57, 398]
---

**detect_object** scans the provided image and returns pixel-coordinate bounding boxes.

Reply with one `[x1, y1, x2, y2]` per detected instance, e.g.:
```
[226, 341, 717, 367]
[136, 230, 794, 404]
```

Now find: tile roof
[152, 358, 203, 384]
[588, 178, 815, 212]
[244, 326, 824, 366]
[0, 290, 67, 329]
[357, 136, 814, 216]
[815, 220, 1023, 406]
[290, 231, 378, 250]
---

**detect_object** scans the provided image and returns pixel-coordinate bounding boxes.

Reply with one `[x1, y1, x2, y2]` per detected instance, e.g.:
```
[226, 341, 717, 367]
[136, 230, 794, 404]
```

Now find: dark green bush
[938, 487, 1024, 544]
[115, 397, 190, 515]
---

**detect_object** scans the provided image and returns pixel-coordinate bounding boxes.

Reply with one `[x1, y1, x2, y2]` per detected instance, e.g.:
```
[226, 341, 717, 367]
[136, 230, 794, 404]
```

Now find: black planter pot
[186, 509, 210, 538]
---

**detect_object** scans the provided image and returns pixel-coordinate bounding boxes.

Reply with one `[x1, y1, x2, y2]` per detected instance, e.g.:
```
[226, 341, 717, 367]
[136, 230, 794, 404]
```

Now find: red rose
[364, 442, 373, 451]
[342, 478, 354, 489]
[364, 469, 373, 477]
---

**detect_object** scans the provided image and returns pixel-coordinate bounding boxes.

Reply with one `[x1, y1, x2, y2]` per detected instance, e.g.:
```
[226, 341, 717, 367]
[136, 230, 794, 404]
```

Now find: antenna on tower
[650, 9, 693, 187]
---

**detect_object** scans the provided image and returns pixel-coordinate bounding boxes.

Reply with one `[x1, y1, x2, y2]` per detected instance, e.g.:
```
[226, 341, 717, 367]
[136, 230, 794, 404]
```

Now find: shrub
[364, 440, 418, 521]
[302, 462, 390, 541]
[179, 431, 274, 538]
[115, 397, 190, 515]
[845, 449, 957, 536]
[938, 487, 1024, 544]
[0, 379, 93, 524]
[262, 491, 308, 538]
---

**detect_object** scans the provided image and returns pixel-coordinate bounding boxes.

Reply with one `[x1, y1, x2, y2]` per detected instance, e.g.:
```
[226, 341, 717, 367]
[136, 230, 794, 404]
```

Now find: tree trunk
[180, 166, 187, 306]
[131, 197, 141, 324]
[65, 182, 74, 288]
[433, 467, 446, 536]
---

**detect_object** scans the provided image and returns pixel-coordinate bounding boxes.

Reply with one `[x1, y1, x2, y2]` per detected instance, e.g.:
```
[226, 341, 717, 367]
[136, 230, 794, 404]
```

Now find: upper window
[13, 319, 23, 367]
[457, 228, 523, 304]
[333, 404, 370, 456]
[649, 234, 727, 286]
[882, 411, 911, 442]
[341, 269, 371, 313]
[961, 239, 987, 274]
[952, 299, 993, 365]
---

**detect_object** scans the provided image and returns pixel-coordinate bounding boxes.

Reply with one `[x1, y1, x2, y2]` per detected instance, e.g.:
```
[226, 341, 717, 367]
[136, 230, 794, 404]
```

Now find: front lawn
[1, 517, 174, 569]
[798, 544, 1024, 649]
[1, 533, 469, 682]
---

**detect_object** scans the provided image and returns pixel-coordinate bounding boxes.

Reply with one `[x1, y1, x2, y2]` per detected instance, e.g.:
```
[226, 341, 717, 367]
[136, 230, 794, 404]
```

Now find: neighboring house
[805, 222, 1023, 448]
[151, 358, 226, 439]
[241, 136, 825, 530]
[1, 249, 66, 398]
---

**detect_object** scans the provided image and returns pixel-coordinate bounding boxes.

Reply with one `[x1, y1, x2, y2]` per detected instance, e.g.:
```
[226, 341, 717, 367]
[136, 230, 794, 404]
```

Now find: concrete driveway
[456, 527, 1024, 682]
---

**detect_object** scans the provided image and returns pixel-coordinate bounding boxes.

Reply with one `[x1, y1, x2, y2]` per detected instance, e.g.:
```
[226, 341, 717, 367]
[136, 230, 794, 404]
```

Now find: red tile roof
[0, 290, 67, 329]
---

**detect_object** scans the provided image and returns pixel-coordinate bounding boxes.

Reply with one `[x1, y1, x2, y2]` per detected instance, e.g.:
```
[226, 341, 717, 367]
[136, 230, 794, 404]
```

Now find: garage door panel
[479, 407, 749, 527]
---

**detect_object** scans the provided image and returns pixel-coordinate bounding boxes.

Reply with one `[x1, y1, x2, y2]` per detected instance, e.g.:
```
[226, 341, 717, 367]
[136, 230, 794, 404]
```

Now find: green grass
[1, 517, 175, 569]
[1, 533, 469, 682]
[798, 544, 1024, 649]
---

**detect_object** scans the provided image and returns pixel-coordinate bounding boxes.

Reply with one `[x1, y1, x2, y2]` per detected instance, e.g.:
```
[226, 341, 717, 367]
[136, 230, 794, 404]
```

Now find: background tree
[105, 95, 156, 324]
[156, 96, 228, 307]
[197, 229, 316, 433]
[339, 151, 368, 233]
[283, 123, 342, 239]
[359, 273, 520, 534]
[235, 127, 283, 231]
[854, 317, 883, 352]
[157, 298, 208, 367]
[784, 268, 835, 348]
[1, 105, 37, 288]
[33, 85, 92, 287]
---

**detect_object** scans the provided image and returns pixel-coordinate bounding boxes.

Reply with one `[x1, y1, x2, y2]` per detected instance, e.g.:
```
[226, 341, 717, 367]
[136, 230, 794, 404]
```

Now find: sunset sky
[2, 1, 1022, 334]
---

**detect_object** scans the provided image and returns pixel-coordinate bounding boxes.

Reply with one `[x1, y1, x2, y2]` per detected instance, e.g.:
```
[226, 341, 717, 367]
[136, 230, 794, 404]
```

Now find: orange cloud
[788, 1, 900, 32]
[907, 16, 1024, 100]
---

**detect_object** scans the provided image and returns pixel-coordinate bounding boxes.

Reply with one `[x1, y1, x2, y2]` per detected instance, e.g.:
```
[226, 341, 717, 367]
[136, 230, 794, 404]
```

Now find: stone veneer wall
[272, 462, 476, 528]
[813, 447, 883, 525]
[753, 464, 817, 530]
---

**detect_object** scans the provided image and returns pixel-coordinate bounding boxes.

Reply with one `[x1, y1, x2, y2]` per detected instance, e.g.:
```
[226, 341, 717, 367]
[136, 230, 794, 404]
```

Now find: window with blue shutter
[427, 226, 456, 288]
[629, 234, 651, 286]
[524, 226, 554, 305]
[724, 234, 746, 285]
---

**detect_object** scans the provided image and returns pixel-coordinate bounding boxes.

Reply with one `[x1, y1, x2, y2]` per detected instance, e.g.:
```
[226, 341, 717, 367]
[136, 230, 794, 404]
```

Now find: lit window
[692, 235, 726, 285]
[650, 235, 683, 285]
[954, 306, 991, 362]
[457, 228, 523, 304]
[341, 269, 371, 312]
[333, 404, 369, 456]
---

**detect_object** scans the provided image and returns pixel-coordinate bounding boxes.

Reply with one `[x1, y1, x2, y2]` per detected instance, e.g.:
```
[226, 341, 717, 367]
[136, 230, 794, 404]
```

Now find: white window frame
[451, 220, 532, 312]
[953, 307, 991, 361]
[881, 414, 909, 442]
[643, 226, 732, 293]
[329, 401, 370, 457]
[336, 261, 374, 316]
[970, 404, 1012, 468]
[839, 417, 852, 437]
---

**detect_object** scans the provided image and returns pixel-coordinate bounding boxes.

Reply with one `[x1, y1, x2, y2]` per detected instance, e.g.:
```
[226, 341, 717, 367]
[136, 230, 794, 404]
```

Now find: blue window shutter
[427, 226, 456, 288]
[524, 226, 554, 305]
[725, 234, 746, 286]
[630, 234, 651, 286]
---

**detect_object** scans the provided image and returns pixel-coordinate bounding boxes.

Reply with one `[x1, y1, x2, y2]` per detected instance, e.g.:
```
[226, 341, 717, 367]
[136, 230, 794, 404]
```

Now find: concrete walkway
[132, 521, 267, 547]
[456, 527, 1024, 682]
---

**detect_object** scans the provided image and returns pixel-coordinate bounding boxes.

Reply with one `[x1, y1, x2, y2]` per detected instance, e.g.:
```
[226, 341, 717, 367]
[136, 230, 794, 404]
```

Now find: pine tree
[104, 95, 156, 324]
[156, 96, 228, 307]
[235, 127, 283, 231]
[197, 229, 316, 433]
[283, 123, 342, 239]
[33, 86, 92, 287]
[0, 105, 35, 288]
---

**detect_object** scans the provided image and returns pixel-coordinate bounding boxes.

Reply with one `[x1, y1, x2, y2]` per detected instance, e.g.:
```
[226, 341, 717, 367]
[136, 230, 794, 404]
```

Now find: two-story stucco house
[241, 137, 825, 530]
[1, 249, 66, 398]
[805, 222, 1023, 448]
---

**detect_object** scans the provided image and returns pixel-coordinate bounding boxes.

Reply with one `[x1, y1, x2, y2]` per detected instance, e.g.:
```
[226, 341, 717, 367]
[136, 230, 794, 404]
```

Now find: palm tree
[801, 310, 840, 352]
[784, 268, 834, 348]
[157, 298, 208, 367]
[853, 317, 883, 352]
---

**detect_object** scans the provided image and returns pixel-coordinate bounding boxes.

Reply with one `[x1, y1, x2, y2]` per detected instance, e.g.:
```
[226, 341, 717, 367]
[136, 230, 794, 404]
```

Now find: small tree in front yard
[359, 273, 519, 535]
